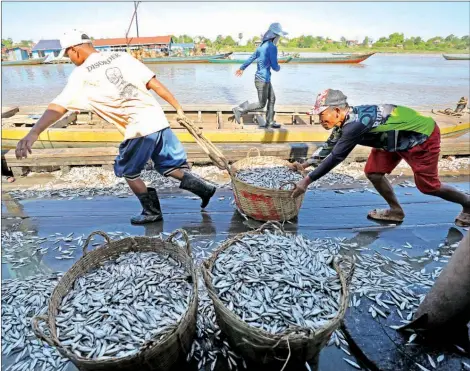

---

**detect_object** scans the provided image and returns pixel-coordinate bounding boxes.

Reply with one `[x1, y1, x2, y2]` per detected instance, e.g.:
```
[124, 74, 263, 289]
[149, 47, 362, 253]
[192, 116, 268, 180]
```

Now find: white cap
[58, 29, 92, 57]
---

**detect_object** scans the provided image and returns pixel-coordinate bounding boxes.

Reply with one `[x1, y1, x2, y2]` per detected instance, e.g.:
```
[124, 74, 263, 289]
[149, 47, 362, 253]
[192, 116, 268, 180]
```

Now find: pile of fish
[189, 282, 246, 370]
[1, 273, 70, 371]
[235, 166, 303, 190]
[56, 251, 193, 360]
[1, 228, 463, 371]
[210, 231, 342, 334]
[1, 230, 132, 275]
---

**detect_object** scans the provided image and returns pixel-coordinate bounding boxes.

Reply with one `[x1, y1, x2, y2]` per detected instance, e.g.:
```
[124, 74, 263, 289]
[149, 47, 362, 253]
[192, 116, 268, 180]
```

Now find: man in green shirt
[291, 89, 470, 227]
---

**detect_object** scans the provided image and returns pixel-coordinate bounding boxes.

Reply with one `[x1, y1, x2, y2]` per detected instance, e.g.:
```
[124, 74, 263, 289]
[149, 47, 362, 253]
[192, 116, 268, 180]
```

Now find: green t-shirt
[370, 106, 435, 136]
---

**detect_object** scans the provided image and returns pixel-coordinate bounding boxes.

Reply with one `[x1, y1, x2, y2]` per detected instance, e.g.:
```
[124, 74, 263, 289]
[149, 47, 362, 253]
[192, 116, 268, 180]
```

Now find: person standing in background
[232, 23, 288, 129]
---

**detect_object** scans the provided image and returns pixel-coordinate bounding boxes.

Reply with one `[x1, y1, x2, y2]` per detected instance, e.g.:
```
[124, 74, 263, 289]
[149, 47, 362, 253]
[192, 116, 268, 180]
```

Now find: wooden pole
[134, 1, 139, 38]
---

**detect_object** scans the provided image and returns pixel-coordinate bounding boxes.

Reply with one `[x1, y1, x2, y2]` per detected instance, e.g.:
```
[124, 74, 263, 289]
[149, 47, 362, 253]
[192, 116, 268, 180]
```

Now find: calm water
[2, 54, 469, 109]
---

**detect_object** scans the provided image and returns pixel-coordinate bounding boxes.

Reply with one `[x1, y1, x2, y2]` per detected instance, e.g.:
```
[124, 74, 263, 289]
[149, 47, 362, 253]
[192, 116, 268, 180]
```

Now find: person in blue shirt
[232, 23, 288, 129]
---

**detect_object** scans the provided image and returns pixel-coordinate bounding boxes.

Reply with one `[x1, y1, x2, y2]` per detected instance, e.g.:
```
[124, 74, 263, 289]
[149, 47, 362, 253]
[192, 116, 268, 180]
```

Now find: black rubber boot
[179, 173, 216, 209]
[131, 187, 163, 225]
[266, 110, 281, 128]
[232, 101, 248, 124]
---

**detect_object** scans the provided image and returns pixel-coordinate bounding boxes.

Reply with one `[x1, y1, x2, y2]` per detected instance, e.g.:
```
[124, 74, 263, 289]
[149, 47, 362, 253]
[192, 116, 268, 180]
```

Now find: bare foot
[368, 208, 405, 222]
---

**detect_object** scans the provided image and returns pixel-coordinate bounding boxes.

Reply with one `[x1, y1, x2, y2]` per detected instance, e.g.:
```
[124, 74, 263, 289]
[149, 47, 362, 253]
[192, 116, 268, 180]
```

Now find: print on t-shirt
[105, 67, 138, 99]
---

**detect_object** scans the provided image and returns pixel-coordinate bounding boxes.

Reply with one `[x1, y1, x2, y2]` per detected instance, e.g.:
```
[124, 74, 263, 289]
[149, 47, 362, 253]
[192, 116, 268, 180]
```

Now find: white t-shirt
[52, 52, 169, 140]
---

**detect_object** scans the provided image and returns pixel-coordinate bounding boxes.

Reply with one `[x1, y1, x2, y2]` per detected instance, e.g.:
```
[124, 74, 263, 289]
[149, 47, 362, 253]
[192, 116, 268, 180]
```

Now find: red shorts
[364, 125, 441, 193]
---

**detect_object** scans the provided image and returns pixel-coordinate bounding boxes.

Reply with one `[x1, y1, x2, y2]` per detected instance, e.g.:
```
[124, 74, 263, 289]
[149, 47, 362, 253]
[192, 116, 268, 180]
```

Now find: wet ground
[2, 182, 470, 370]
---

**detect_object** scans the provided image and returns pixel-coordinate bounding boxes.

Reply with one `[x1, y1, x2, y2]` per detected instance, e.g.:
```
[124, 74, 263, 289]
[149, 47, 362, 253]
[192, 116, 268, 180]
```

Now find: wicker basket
[32, 230, 198, 371]
[201, 222, 353, 370]
[230, 149, 305, 222]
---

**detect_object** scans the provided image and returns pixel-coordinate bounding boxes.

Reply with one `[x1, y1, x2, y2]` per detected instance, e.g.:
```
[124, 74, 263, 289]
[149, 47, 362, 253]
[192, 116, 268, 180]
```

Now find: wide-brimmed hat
[262, 23, 288, 42]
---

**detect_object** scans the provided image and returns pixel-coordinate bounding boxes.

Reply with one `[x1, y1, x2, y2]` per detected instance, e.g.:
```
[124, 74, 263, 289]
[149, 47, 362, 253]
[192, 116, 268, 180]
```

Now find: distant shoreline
[220, 47, 470, 55]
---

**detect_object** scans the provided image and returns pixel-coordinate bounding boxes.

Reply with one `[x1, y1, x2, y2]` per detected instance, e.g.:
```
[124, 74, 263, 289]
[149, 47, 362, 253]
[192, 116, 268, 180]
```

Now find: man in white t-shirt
[15, 30, 216, 224]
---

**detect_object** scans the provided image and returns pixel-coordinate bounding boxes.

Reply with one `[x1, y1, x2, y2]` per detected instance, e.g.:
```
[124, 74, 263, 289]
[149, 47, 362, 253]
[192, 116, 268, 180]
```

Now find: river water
[2, 53, 469, 109]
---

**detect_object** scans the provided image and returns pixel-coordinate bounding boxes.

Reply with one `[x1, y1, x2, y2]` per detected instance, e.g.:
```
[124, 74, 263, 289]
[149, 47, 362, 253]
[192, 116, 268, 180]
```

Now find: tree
[340, 36, 347, 44]
[377, 37, 388, 43]
[238, 33, 243, 46]
[2, 38, 13, 48]
[303, 35, 315, 48]
[388, 32, 404, 46]
[223, 36, 236, 46]
[445, 34, 458, 43]
[362, 36, 370, 46]
[19, 40, 33, 47]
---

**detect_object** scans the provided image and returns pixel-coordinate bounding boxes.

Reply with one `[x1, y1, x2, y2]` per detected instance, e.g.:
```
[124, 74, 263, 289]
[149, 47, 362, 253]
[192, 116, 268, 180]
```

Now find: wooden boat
[2, 104, 469, 151]
[290, 52, 375, 64]
[1, 57, 47, 66]
[45, 57, 72, 64]
[442, 54, 470, 61]
[208, 56, 292, 64]
[142, 52, 232, 64]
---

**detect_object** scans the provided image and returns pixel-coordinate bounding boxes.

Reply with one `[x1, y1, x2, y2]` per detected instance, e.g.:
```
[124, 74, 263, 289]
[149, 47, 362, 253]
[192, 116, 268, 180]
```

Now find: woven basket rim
[201, 224, 350, 345]
[231, 156, 300, 194]
[37, 233, 198, 367]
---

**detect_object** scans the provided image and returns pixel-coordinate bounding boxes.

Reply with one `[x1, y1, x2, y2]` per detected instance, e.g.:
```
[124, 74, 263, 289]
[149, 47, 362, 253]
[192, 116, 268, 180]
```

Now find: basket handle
[31, 315, 55, 347]
[166, 229, 192, 259]
[279, 181, 297, 191]
[246, 148, 261, 158]
[258, 221, 285, 234]
[176, 116, 230, 172]
[82, 231, 112, 256]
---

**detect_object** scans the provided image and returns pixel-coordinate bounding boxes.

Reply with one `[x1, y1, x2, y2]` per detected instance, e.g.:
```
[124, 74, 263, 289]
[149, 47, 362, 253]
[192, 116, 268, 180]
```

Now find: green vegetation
[2, 38, 34, 49]
[3, 33, 469, 54]
[173, 33, 470, 54]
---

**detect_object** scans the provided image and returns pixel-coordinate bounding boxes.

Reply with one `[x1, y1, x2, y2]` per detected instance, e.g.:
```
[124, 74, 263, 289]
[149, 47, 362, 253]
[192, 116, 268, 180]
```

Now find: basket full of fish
[230, 148, 305, 222]
[31, 230, 198, 371]
[201, 222, 353, 369]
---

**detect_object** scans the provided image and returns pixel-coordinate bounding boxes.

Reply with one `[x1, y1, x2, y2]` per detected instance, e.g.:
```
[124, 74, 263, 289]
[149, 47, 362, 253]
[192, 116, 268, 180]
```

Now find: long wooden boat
[442, 54, 470, 61]
[1, 57, 47, 66]
[142, 52, 232, 64]
[208, 56, 292, 64]
[290, 52, 375, 64]
[2, 104, 469, 150]
[45, 57, 72, 64]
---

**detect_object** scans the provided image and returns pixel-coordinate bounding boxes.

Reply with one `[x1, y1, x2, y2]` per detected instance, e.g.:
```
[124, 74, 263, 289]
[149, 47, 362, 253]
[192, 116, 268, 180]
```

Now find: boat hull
[142, 52, 232, 64]
[290, 53, 375, 64]
[208, 57, 292, 64]
[443, 54, 470, 61]
[2, 105, 468, 150]
[1, 57, 46, 66]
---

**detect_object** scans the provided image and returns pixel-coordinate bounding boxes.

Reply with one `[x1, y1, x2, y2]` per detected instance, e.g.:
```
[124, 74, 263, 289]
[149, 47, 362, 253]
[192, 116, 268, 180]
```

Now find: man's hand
[176, 108, 185, 120]
[15, 131, 39, 159]
[287, 161, 305, 172]
[291, 176, 313, 198]
[235, 69, 243, 77]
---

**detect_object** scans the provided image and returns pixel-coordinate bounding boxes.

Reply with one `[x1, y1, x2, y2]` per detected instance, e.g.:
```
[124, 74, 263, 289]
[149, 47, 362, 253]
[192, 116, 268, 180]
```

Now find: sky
[1, 1, 469, 43]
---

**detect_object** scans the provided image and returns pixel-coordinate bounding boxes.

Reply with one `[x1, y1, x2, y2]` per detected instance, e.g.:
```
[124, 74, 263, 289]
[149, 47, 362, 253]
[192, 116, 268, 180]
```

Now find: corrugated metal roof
[93, 36, 172, 47]
[32, 39, 62, 51]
